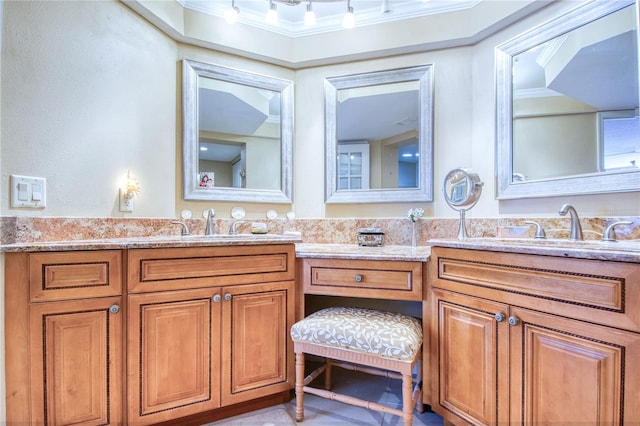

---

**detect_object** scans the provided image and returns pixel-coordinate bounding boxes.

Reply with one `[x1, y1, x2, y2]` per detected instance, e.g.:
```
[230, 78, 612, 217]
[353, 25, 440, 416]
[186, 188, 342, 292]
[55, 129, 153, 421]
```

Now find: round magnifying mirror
[443, 168, 483, 239]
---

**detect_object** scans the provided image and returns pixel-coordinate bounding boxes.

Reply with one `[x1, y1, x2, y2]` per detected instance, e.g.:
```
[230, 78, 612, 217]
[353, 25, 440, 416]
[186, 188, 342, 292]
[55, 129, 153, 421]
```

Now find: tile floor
[212, 366, 444, 425]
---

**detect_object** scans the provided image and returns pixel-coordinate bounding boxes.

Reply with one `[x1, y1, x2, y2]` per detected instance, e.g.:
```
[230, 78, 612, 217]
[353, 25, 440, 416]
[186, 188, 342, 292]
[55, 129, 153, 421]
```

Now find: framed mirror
[496, 0, 640, 199]
[325, 65, 434, 203]
[182, 59, 293, 203]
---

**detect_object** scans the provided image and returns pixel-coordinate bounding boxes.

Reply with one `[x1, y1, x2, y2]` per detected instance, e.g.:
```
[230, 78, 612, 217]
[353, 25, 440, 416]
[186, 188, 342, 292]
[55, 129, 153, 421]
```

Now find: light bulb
[304, 2, 316, 26]
[266, 1, 278, 24]
[224, 2, 239, 24]
[342, 6, 355, 29]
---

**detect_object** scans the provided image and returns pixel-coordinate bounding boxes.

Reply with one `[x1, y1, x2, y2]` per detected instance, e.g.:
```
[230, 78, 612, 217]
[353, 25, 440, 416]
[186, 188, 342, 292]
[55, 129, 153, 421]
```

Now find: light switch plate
[10, 175, 47, 208]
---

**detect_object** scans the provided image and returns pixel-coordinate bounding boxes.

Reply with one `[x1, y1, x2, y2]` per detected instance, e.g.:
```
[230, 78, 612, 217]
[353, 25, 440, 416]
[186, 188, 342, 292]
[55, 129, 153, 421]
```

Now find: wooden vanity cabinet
[5, 250, 124, 425]
[126, 245, 296, 425]
[429, 247, 640, 425]
[300, 257, 423, 301]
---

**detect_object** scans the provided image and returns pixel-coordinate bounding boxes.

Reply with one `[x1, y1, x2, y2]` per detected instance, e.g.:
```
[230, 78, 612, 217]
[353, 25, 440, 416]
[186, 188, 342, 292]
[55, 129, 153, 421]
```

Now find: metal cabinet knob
[213, 294, 221, 303]
[224, 293, 232, 301]
[495, 312, 505, 322]
[355, 274, 363, 282]
[109, 304, 120, 314]
[508, 316, 519, 326]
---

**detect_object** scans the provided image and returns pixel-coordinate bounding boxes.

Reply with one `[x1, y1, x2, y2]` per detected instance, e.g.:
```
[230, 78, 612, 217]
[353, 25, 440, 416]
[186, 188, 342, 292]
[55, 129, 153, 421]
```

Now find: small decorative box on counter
[357, 228, 384, 247]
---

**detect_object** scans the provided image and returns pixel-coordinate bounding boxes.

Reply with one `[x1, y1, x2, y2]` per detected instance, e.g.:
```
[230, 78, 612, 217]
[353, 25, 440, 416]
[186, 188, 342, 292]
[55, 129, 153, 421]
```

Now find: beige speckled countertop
[0, 234, 302, 252]
[428, 238, 640, 263]
[295, 243, 430, 261]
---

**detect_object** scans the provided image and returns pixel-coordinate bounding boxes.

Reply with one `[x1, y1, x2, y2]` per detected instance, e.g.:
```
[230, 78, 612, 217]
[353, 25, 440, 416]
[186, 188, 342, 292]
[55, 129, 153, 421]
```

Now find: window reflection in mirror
[496, 0, 640, 199]
[325, 65, 434, 204]
[182, 60, 293, 203]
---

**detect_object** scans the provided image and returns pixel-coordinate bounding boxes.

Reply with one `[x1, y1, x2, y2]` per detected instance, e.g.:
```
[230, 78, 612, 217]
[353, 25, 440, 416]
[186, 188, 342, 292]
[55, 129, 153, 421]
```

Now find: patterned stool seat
[291, 306, 424, 425]
[291, 307, 422, 360]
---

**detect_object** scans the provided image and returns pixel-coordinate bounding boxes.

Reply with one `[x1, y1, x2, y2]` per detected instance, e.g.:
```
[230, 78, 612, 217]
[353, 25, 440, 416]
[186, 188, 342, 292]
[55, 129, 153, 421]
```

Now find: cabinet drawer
[301, 258, 423, 301]
[128, 244, 295, 292]
[431, 247, 640, 332]
[29, 251, 122, 302]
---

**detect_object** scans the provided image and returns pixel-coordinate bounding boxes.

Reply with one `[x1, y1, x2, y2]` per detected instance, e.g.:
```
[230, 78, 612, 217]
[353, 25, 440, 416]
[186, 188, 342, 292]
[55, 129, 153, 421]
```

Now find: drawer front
[430, 247, 640, 332]
[29, 251, 122, 302]
[128, 244, 295, 292]
[302, 258, 423, 301]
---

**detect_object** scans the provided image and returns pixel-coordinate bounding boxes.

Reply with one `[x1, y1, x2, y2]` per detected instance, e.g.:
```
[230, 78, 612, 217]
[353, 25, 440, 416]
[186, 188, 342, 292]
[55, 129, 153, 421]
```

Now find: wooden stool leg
[324, 358, 332, 390]
[416, 358, 424, 413]
[402, 372, 414, 426]
[295, 352, 305, 421]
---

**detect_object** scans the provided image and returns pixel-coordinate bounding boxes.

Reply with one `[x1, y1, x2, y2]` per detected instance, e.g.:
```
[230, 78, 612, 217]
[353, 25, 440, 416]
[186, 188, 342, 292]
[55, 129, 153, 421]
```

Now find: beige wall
[2, 0, 638, 222]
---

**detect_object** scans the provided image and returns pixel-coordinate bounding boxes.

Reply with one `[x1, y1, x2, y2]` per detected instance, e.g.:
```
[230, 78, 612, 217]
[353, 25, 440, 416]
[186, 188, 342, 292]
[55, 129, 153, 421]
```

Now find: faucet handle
[601, 220, 633, 242]
[171, 221, 191, 236]
[523, 221, 546, 239]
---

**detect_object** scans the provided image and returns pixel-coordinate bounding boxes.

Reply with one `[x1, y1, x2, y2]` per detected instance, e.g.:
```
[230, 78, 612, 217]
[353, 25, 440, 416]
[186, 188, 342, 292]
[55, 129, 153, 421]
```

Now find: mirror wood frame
[325, 65, 434, 203]
[495, 0, 640, 200]
[182, 59, 294, 203]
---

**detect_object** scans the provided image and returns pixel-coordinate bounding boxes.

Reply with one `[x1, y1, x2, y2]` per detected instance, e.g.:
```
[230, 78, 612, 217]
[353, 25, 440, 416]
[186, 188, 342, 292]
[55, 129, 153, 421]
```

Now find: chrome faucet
[171, 221, 190, 236]
[229, 221, 245, 235]
[601, 220, 632, 242]
[558, 204, 583, 241]
[205, 208, 216, 236]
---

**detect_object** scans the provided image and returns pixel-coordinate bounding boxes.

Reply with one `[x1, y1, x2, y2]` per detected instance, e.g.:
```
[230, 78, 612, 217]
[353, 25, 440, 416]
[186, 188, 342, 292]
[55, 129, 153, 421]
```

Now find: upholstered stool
[290, 307, 424, 425]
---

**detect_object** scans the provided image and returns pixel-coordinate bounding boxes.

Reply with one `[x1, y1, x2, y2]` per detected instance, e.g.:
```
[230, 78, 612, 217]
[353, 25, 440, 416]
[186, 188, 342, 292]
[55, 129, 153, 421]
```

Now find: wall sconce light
[225, 0, 240, 24]
[119, 170, 140, 213]
[304, 1, 316, 26]
[342, 0, 355, 29]
[266, 0, 278, 24]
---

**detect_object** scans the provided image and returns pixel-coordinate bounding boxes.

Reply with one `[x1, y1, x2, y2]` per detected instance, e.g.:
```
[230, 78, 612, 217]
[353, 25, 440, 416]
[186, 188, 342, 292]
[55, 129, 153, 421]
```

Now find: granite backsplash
[1, 215, 639, 246]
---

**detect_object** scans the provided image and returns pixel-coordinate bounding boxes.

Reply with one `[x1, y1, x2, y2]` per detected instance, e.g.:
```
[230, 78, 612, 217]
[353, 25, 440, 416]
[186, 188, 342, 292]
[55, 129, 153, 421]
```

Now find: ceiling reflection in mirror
[198, 77, 281, 191]
[337, 81, 420, 190]
[325, 65, 434, 203]
[496, 0, 640, 199]
[183, 60, 293, 203]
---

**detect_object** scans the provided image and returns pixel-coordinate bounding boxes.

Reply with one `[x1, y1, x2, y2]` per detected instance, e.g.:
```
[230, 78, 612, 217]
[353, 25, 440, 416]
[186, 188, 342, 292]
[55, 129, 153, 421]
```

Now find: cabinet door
[221, 280, 295, 406]
[431, 289, 510, 426]
[29, 297, 123, 426]
[510, 307, 640, 425]
[128, 288, 222, 425]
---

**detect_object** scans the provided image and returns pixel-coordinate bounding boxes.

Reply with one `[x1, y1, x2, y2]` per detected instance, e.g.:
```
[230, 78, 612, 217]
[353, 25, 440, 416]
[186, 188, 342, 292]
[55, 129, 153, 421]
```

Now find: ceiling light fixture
[304, 1, 316, 26]
[342, 0, 355, 29]
[224, 0, 239, 24]
[266, 0, 278, 24]
[381, 0, 391, 13]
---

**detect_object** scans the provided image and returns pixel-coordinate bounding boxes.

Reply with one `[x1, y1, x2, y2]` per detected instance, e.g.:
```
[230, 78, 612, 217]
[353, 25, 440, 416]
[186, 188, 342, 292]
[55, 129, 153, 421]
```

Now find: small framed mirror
[496, 0, 640, 199]
[182, 59, 293, 203]
[325, 65, 434, 203]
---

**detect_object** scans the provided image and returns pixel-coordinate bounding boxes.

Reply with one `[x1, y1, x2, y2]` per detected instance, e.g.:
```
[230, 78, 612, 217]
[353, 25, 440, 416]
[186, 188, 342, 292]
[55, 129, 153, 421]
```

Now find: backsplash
[1, 215, 639, 245]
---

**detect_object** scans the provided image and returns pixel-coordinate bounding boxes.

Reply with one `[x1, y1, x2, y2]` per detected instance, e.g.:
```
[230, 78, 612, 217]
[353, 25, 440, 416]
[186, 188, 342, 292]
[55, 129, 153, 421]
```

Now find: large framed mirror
[496, 0, 640, 199]
[182, 59, 293, 203]
[325, 65, 434, 203]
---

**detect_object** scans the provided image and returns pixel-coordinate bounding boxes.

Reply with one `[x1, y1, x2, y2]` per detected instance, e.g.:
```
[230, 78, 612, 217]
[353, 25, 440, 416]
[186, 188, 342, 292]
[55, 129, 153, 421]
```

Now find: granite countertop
[428, 238, 640, 263]
[0, 234, 303, 252]
[295, 243, 431, 261]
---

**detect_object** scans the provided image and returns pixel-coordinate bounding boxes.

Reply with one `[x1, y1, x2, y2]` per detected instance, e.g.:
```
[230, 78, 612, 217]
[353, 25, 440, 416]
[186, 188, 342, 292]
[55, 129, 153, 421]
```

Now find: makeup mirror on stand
[443, 168, 484, 239]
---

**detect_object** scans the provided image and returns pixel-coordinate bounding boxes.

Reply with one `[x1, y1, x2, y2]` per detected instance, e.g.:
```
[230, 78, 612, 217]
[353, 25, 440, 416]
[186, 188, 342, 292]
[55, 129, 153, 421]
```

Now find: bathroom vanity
[4, 237, 298, 425]
[427, 241, 640, 425]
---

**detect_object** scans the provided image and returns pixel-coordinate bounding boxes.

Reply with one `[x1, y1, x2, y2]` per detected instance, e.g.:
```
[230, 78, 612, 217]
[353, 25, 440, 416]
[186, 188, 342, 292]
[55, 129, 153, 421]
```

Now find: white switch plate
[10, 175, 47, 208]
